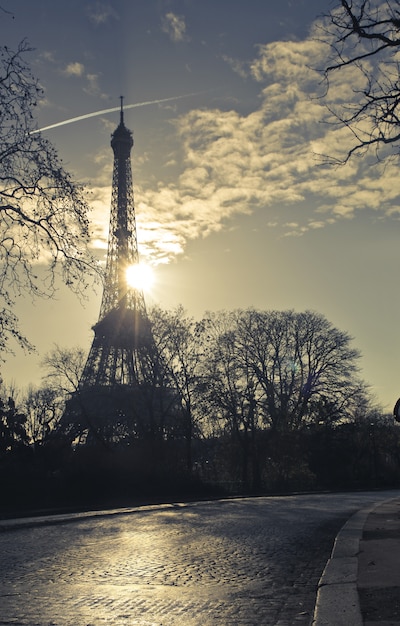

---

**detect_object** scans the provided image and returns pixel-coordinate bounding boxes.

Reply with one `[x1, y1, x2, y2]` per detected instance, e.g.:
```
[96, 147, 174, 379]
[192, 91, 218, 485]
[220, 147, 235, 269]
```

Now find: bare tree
[0, 40, 99, 355]
[23, 385, 64, 447]
[237, 309, 365, 430]
[149, 305, 206, 469]
[202, 309, 367, 434]
[321, 0, 400, 161]
[41, 345, 86, 395]
[199, 310, 264, 489]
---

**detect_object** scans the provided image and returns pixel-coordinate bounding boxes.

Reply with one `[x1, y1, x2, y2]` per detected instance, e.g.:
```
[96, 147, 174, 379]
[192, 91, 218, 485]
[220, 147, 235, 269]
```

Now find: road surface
[0, 490, 398, 625]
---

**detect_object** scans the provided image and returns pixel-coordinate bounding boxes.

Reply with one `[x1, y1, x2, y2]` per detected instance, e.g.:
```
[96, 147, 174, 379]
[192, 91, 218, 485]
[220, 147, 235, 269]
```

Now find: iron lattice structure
[62, 104, 181, 444]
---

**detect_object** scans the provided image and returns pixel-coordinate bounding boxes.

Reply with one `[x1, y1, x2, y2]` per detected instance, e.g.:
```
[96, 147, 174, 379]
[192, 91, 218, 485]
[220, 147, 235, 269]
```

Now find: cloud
[162, 12, 188, 43]
[83, 73, 107, 98]
[63, 62, 85, 77]
[61, 63, 108, 99]
[39, 50, 56, 63]
[88, 12, 400, 263]
[87, 2, 119, 25]
[222, 55, 248, 79]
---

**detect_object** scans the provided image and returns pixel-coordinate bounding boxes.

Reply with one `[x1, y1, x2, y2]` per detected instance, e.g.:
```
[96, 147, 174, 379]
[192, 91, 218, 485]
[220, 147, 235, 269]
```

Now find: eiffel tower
[62, 99, 180, 445]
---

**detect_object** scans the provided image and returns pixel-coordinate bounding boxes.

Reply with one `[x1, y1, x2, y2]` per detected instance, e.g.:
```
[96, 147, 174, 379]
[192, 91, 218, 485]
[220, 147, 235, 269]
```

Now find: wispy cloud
[83, 73, 107, 98]
[87, 2, 119, 25]
[61, 61, 107, 98]
[222, 55, 248, 79]
[162, 12, 188, 43]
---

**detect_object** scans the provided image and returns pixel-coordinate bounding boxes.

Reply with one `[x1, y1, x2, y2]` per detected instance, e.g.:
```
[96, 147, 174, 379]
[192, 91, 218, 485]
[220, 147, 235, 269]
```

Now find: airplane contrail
[32, 92, 202, 133]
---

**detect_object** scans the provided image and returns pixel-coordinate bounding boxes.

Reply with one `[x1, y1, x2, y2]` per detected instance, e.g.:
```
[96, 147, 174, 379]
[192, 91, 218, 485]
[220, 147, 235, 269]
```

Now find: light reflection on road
[0, 491, 398, 625]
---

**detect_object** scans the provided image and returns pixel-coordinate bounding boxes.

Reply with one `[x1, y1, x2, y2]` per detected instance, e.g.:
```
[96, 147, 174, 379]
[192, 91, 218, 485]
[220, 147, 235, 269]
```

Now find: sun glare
[125, 263, 155, 291]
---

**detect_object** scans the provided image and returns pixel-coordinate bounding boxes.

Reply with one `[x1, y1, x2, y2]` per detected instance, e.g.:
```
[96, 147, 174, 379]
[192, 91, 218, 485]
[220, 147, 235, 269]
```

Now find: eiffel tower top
[111, 96, 133, 157]
[90, 95, 146, 326]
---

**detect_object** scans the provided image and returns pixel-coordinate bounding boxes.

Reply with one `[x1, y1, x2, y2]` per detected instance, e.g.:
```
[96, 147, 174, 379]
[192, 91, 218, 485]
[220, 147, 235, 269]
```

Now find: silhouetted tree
[199, 309, 371, 489]
[0, 41, 99, 356]
[199, 311, 264, 489]
[0, 396, 28, 454]
[23, 385, 64, 447]
[321, 0, 400, 161]
[236, 309, 364, 430]
[149, 305, 206, 470]
[41, 345, 86, 395]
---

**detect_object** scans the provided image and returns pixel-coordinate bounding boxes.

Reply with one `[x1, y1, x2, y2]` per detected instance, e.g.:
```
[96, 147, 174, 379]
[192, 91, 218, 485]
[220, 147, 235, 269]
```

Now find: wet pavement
[0, 491, 398, 626]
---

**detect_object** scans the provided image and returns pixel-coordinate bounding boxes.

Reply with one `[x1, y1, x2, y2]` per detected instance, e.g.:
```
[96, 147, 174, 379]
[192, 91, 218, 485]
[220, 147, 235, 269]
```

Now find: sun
[125, 263, 155, 291]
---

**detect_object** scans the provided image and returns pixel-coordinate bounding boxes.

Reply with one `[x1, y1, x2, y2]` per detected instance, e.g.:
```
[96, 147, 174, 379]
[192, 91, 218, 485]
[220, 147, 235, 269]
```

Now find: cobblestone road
[0, 491, 397, 626]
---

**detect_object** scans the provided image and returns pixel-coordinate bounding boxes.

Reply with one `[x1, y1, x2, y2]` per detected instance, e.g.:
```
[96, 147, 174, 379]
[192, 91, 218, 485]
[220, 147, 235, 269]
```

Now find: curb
[311, 498, 399, 626]
[0, 501, 186, 532]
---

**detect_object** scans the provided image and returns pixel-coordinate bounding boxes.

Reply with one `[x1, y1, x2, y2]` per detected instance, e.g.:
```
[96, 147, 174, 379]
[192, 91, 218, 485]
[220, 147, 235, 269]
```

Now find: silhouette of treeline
[1, 307, 399, 514]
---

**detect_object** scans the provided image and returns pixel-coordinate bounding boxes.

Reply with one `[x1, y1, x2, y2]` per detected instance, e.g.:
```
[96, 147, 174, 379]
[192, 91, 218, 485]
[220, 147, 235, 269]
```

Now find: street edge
[311, 497, 399, 626]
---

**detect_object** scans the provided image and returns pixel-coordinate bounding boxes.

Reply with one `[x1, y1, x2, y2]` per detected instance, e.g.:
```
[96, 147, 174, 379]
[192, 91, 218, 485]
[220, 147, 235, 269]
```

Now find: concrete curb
[311, 498, 398, 626]
[0, 501, 186, 532]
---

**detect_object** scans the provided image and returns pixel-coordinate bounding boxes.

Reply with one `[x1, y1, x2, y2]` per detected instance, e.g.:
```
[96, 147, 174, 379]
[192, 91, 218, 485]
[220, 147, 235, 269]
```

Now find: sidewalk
[312, 497, 400, 625]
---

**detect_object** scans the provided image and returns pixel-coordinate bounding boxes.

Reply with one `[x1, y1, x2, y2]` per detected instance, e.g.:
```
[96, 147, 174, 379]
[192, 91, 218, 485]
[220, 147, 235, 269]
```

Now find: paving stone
[0, 492, 397, 625]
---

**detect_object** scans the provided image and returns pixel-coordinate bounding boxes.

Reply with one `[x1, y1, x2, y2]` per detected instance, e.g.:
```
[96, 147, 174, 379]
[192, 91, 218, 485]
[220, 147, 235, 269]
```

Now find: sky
[1, 0, 400, 411]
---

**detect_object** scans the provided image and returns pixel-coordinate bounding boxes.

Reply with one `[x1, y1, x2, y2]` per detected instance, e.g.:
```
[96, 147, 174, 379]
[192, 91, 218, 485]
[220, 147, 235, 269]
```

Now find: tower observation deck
[62, 100, 181, 445]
